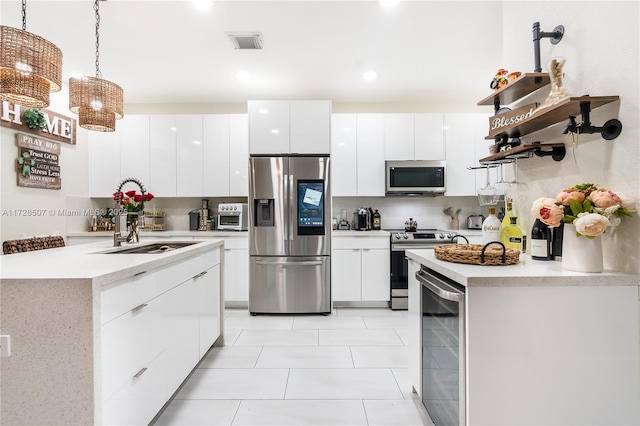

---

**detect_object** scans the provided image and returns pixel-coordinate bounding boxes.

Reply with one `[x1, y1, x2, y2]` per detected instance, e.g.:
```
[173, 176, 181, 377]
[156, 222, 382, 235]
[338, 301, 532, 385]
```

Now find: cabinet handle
[193, 271, 208, 279]
[133, 367, 147, 379]
[134, 270, 147, 277]
[131, 303, 148, 313]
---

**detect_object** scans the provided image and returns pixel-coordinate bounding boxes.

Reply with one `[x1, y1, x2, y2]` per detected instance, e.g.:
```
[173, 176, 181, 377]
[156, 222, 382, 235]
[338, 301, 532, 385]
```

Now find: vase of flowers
[531, 183, 634, 272]
[113, 189, 154, 244]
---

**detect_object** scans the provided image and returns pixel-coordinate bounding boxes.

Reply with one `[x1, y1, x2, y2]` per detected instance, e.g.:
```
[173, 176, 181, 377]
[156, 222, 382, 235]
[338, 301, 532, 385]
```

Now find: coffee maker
[189, 199, 211, 231]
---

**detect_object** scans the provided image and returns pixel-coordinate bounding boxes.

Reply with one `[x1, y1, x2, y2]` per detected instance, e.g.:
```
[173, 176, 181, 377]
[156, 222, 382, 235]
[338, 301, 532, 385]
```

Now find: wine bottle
[501, 200, 518, 228]
[500, 216, 524, 252]
[373, 209, 381, 230]
[481, 207, 502, 245]
[530, 218, 551, 260]
[551, 221, 564, 260]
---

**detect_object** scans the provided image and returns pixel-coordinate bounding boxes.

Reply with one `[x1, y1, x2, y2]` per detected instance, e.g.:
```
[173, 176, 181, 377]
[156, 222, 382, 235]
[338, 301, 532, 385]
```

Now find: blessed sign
[1, 101, 76, 145]
[488, 103, 539, 138]
[16, 133, 62, 190]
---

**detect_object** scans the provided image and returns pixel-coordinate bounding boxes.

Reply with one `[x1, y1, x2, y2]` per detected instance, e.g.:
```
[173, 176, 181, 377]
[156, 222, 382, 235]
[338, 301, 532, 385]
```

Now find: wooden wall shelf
[477, 72, 550, 108]
[484, 96, 620, 140]
[478, 143, 566, 164]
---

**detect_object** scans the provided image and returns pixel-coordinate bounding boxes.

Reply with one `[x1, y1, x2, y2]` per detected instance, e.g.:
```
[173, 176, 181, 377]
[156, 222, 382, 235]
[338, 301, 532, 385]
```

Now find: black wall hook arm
[532, 22, 565, 72]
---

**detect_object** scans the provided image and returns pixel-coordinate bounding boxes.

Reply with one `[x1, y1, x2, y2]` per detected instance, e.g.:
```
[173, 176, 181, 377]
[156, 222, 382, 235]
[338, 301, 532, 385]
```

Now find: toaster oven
[217, 203, 248, 231]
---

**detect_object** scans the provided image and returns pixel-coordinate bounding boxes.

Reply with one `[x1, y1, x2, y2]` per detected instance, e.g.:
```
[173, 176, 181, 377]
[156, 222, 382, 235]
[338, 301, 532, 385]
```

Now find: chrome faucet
[113, 177, 146, 247]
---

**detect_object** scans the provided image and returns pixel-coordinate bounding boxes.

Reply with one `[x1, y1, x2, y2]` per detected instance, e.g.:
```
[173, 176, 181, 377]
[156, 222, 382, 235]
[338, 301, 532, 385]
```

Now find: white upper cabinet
[149, 115, 177, 197]
[176, 115, 204, 196]
[119, 115, 150, 186]
[356, 114, 385, 197]
[229, 114, 249, 196]
[248, 100, 330, 155]
[89, 130, 120, 198]
[444, 113, 488, 196]
[290, 100, 331, 154]
[384, 114, 415, 160]
[415, 113, 445, 160]
[248, 100, 290, 154]
[88, 115, 149, 198]
[203, 115, 230, 197]
[330, 114, 357, 196]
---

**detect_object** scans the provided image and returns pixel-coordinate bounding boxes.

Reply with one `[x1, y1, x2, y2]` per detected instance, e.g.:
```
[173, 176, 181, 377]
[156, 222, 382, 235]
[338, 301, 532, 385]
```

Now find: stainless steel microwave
[385, 160, 446, 196]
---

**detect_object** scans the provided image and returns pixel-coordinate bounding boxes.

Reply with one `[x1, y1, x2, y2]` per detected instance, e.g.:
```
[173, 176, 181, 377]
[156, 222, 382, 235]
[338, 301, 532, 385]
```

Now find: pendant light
[0, 0, 63, 108]
[69, 0, 123, 132]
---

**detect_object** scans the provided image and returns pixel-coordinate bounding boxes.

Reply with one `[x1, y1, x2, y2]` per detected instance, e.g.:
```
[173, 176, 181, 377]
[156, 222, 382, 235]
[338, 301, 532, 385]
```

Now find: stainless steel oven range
[388, 229, 458, 310]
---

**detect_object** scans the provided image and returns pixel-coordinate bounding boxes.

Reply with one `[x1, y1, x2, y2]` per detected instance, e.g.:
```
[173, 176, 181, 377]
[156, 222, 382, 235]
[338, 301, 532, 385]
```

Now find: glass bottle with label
[373, 209, 381, 230]
[501, 200, 518, 228]
[481, 207, 502, 245]
[501, 216, 525, 252]
[530, 218, 551, 260]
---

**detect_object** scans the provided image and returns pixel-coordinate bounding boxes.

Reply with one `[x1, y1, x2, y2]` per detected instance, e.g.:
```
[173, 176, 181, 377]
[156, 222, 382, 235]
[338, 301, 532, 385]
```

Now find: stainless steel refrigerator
[248, 155, 331, 314]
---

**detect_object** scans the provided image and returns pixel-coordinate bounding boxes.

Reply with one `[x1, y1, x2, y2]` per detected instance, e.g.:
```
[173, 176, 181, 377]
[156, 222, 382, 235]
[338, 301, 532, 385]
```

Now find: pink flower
[574, 213, 609, 237]
[530, 197, 556, 219]
[588, 188, 622, 208]
[556, 189, 585, 205]
[538, 202, 564, 228]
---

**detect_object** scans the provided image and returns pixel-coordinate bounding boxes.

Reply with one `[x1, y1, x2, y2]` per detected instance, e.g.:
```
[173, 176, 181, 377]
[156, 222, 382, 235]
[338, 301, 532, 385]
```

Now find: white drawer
[332, 236, 389, 250]
[155, 249, 219, 295]
[102, 351, 167, 426]
[222, 236, 248, 249]
[101, 271, 158, 325]
[101, 295, 166, 402]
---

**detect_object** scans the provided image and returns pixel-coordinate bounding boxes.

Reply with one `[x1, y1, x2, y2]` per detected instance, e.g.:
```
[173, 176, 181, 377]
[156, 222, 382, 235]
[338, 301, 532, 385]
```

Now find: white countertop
[406, 249, 639, 287]
[0, 239, 224, 285]
[67, 230, 248, 238]
[331, 230, 390, 237]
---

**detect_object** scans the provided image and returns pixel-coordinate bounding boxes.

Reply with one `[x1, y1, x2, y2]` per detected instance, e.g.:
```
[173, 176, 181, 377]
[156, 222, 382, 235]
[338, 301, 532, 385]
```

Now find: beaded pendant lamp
[0, 0, 63, 108]
[69, 0, 123, 132]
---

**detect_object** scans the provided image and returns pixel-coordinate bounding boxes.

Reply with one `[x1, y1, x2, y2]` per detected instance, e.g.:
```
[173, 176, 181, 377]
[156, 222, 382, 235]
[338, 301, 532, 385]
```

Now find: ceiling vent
[226, 32, 263, 50]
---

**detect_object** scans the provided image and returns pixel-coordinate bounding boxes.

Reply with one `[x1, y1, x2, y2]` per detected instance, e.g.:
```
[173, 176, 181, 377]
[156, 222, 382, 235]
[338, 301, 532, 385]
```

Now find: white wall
[501, 1, 639, 274]
[0, 90, 89, 243]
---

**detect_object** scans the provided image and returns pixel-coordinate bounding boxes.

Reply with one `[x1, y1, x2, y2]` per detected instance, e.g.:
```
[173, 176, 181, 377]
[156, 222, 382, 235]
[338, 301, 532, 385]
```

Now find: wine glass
[477, 166, 497, 206]
[494, 163, 510, 202]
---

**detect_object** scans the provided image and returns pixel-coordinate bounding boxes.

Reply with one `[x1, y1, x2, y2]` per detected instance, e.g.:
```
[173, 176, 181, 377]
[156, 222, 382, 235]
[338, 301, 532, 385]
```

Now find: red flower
[125, 190, 137, 198]
[133, 194, 143, 203]
[144, 192, 155, 202]
[112, 191, 124, 201]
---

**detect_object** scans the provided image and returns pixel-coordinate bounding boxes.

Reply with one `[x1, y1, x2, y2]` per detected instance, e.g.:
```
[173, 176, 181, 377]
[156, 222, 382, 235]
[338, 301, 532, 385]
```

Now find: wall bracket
[562, 99, 623, 140]
[533, 22, 565, 72]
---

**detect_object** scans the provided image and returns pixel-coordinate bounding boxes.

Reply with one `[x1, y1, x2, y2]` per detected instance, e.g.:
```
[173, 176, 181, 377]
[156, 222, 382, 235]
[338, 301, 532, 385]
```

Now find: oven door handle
[415, 270, 464, 303]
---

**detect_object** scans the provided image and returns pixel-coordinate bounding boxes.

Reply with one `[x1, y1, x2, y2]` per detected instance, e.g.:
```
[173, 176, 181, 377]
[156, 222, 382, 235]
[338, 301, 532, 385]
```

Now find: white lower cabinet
[223, 237, 249, 306]
[332, 235, 389, 304]
[100, 248, 221, 425]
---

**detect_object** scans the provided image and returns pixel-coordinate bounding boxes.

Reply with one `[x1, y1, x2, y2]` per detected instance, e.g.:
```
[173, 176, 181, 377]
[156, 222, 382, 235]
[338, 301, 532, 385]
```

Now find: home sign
[1, 101, 76, 145]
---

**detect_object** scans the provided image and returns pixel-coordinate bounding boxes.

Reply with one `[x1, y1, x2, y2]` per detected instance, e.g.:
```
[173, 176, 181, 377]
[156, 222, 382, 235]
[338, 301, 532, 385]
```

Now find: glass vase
[561, 224, 603, 273]
[127, 214, 140, 244]
[541, 56, 570, 108]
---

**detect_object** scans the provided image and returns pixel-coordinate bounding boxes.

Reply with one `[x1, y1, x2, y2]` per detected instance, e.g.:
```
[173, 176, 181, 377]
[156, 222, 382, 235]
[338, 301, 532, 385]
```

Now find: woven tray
[434, 242, 520, 266]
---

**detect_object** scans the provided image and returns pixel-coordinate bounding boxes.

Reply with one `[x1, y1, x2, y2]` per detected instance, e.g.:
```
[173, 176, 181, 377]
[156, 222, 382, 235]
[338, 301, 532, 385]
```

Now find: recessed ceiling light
[235, 71, 251, 81]
[193, 140, 201, 145]
[170, 127, 177, 131]
[379, 0, 400, 7]
[271, 129, 280, 134]
[363, 71, 378, 81]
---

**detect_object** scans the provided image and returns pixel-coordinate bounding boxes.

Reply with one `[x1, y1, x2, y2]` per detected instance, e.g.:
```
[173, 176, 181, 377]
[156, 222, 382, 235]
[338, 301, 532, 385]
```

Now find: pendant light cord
[94, 0, 102, 78]
[21, 0, 27, 30]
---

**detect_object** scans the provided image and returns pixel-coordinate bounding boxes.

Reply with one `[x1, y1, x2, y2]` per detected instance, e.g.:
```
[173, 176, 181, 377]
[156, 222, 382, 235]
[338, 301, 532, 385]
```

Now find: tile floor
[153, 308, 433, 426]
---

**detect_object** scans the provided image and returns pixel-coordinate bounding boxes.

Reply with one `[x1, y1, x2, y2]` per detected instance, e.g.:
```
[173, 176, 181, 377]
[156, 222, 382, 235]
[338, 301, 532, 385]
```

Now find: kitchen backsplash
[67, 195, 491, 233]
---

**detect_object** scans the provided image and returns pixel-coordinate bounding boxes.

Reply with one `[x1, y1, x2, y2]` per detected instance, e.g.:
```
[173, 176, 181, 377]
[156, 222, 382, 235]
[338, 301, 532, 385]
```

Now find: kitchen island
[406, 249, 639, 425]
[0, 239, 224, 425]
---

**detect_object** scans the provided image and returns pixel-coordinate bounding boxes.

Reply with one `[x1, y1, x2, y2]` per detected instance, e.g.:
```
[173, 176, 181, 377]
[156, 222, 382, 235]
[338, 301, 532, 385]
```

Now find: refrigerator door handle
[255, 260, 323, 267]
[288, 173, 294, 241]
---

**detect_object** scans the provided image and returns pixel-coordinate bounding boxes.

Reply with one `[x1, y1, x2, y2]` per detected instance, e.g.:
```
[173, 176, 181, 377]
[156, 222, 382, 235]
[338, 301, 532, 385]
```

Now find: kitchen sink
[97, 241, 198, 254]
